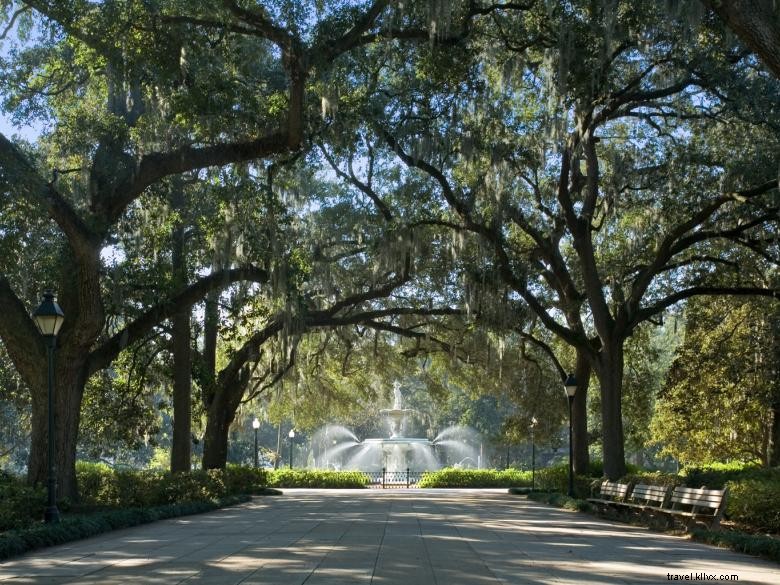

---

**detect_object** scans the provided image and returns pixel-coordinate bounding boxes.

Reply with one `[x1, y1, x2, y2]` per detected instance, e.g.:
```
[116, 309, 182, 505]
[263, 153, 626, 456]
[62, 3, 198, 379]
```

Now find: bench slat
[587, 480, 630, 506]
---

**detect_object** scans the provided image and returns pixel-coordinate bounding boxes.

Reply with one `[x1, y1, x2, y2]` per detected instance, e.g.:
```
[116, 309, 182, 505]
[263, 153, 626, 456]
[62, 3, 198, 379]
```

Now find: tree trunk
[24, 247, 104, 502]
[170, 307, 192, 472]
[27, 353, 88, 502]
[769, 310, 780, 466]
[202, 391, 236, 469]
[170, 183, 192, 473]
[201, 363, 255, 469]
[704, 0, 780, 79]
[203, 289, 218, 386]
[593, 340, 627, 480]
[572, 349, 591, 475]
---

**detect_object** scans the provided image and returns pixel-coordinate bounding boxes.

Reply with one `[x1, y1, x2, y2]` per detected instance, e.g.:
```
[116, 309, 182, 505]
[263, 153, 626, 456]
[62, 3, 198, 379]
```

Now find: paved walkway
[0, 489, 778, 584]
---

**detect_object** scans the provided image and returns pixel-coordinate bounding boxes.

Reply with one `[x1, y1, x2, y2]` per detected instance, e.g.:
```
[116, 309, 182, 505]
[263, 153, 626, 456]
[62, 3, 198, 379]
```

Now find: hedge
[682, 462, 763, 489]
[0, 475, 46, 532]
[691, 529, 780, 564]
[418, 468, 531, 488]
[75, 462, 269, 508]
[267, 469, 370, 488]
[725, 476, 780, 533]
[527, 490, 591, 512]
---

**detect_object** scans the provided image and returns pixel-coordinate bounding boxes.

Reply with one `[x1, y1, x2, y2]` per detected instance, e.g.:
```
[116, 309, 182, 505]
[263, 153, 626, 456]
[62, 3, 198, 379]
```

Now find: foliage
[417, 465, 597, 494]
[418, 468, 531, 488]
[682, 461, 763, 489]
[0, 346, 31, 473]
[619, 471, 681, 488]
[526, 491, 591, 512]
[649, 297, 779, 467]
[0, 496, 250, 561]
[0, 473, 45, 532]
[533, 465, 594, 497]
[267, 469, 369, 488]
[621, 323, 680, 458]
[75, 462, 268, 508]
[690, 530, 780, 564]
[0, 0, 778, 495]
[724, 474, 780, 533]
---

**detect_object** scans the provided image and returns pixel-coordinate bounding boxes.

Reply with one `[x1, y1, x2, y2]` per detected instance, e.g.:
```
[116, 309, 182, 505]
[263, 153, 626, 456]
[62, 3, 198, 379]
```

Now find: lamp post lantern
[32, 291, 65, 524]
[564, 373, 578, 497]
[288, 428, 295, 469]
[530, 416, 537, 491]
[252, 417, 260, 468]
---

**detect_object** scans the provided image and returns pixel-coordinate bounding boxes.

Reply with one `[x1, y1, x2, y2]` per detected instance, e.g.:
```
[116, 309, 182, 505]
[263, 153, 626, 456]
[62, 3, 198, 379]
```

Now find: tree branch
[99, 132, 289, 222]
[0, 133, 97, 254]
[635, 286, 780, 326]
[86, 266, 269, 375]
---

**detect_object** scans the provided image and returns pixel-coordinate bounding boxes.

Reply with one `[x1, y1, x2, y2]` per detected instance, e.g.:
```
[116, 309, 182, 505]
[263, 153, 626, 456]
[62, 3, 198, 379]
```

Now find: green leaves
[649, 296, 778, 466]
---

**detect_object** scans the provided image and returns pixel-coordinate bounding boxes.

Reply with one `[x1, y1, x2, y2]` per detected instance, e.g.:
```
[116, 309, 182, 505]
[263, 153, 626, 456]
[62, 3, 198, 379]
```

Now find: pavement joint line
[368, 507, 389, 584]
[415, 512, 439, 585]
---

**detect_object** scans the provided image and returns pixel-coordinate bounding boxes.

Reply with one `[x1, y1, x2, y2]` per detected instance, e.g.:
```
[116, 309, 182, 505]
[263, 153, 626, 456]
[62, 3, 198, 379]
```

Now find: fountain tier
[310, 382, 480, 473]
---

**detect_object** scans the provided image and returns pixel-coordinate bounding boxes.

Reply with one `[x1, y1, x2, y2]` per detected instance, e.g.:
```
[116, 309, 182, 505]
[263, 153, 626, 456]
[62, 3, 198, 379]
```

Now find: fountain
[309, 382, 480, 473]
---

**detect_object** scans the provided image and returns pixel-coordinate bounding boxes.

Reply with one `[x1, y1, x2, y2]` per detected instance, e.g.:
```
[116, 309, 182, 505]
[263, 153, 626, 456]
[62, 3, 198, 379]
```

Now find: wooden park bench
[617, 484, 671, 525]
[659, 486, 728, 530]
[621, 484, 671, 511]
[587, 480, 630, 513]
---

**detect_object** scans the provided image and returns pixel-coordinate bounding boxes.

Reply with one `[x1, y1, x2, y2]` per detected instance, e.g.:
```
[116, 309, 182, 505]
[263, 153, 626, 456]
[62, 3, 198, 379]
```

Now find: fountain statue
[308, 382, 481, 474]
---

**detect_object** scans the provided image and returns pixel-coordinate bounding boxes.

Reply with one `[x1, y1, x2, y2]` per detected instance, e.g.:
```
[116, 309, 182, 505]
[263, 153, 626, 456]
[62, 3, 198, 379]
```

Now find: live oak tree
[191, 157, 468, 469]
[703, 0, 780, 79]
[353, 0, 779, 478]
[1, 0, 778, 497]
[0, 0, 448, 499]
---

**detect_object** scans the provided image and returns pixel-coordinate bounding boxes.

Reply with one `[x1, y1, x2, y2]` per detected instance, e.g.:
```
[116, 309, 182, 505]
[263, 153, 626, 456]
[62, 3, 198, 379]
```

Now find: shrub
[415, 466, 594, 493]
[75, 463, 270, 509]
[586, 460, 641, 478]
[683, 461, 762, 488]
[268, 469, 369, 488]
[533, 463, 592, 497]
[224, 465, 268, 494]
[527, 490, 591, 512]
[619, 471, 680, 488]
[0, 475, 45, 532]
[417, 468, 531, 488]
[725, 476, 780, 532]
[691, 529, 780, 563]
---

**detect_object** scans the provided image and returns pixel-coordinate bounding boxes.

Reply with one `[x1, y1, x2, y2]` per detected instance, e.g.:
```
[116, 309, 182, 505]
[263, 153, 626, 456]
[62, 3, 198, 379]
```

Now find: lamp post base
[44, 506, 61, 524]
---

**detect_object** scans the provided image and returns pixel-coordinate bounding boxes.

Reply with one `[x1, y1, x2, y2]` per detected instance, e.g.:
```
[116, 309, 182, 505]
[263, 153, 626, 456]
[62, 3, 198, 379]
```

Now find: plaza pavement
[0, 488, 778, 585]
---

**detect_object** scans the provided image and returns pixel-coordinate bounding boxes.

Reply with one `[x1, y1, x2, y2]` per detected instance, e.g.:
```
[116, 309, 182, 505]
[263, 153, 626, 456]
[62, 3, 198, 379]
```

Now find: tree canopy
[0, 0, 777, 496]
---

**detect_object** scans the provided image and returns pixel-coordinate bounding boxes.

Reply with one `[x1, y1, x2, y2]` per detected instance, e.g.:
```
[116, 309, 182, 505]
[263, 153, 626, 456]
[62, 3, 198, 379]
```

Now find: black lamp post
[564, 373, 577, 497]
[530, 416, 537, 491]
[32, 291, 65, 524]
[252, 417, 260, 468]
[288, 428, 295, 469]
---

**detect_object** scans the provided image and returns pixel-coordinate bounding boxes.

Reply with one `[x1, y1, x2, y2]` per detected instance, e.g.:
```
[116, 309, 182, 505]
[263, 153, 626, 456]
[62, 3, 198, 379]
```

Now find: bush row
[0, 475, 46, 532]
[0, 495, 250, 561]
[75, 462, 269, 508]
[267, 469, 370, 488]
[618, 463, 780, 533]
[526, 490, 591, 512]
[415, 465, 593, 495]
[1, 463, 269, 533]
[691, 529, 780, 564]
[417, 468, 531, 488]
